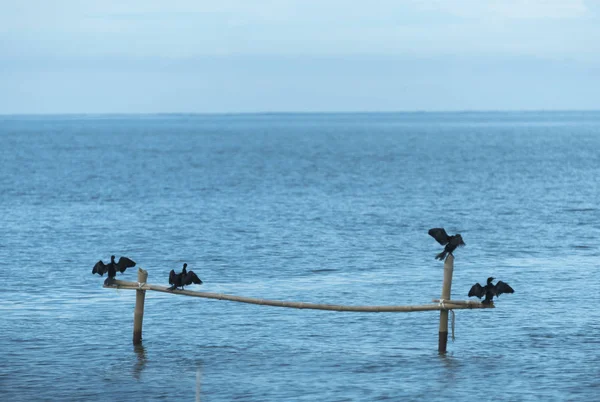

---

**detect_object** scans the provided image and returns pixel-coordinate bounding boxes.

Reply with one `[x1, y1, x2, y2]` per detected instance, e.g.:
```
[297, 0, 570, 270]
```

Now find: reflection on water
[196, 361, 203, 402]
[437, 352, 460, 384]
[133, 344, 147, 380]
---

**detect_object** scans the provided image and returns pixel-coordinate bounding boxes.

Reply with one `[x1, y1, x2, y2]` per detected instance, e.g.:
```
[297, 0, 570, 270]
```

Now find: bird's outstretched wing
[169, 269, 177, 286]
[428, 228, 450, 245]
[92, 260, 107, 276]
[454, 234, 466, 247]
[468, 283, 485, 298]
[184, 271, 203, 285]
[493, 281, 514, 297]
[116, 257, 136, 273]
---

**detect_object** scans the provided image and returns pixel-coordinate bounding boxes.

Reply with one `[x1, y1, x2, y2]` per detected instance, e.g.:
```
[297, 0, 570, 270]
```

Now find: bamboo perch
[432, 299, 492, 308]
[438, 254, 454, 353]
[104, 277, 491, 313]
[132, 268, 148, 345]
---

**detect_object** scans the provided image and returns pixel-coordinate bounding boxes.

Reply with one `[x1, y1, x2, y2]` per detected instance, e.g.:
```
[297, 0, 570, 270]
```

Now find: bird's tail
[435, 251, 447, 260]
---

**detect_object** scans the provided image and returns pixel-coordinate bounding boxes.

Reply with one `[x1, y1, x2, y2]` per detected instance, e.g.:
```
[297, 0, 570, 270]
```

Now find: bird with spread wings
[92, 255, 136, 283]
[468, 277, 514, 305]
[428, 228, 465, 260]
[168, 263, 203, 291]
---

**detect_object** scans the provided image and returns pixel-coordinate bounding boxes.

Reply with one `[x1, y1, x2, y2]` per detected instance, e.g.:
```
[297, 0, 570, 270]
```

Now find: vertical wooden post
[133, 268, 148, 345]
[438, 254, 454, 353]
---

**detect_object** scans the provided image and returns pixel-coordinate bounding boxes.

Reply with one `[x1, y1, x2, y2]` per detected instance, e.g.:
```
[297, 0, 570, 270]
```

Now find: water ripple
[1, 113, 599, 401]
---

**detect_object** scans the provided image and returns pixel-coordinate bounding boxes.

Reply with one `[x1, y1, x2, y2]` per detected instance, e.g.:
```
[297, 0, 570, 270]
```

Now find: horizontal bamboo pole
[432, 299, 493, 308]
[103, 279, 492, 312]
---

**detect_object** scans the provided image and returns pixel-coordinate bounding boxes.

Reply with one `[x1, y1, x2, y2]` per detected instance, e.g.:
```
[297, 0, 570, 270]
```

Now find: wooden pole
[438, 254, 454, 353]
[99, 261, 496, 350]
[133, 268, 148, 345]
[104, 276, 491, 312]
[432, 299, 491, 308]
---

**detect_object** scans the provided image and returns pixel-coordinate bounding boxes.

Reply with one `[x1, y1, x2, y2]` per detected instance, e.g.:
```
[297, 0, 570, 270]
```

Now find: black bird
[92, 255, 136, 283]
[468, 277, 514, 305]
[168, 263, 203, 291]
[428, 228, 465, 260]
[168, 264, 185, 290]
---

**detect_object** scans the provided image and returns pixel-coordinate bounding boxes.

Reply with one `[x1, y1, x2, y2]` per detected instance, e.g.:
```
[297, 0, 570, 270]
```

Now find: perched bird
[168, 267, 183, 290]
[92, 255, 136, 284]
[168, 263, 203, 291]
[428, 228, 465, 260]
[468, 277, 514, 305]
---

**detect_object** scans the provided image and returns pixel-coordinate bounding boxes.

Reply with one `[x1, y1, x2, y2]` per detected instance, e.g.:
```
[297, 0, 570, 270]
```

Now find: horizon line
[1, 109, 600, 117]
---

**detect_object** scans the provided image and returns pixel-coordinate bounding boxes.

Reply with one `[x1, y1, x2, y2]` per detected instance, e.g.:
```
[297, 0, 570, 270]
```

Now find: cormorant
[92, 255, 136, 283]
[168, 267, 183, 290]
[468, 277, 514, 305]
[168, 263, 203, 291]
[428, 228, 465, 260]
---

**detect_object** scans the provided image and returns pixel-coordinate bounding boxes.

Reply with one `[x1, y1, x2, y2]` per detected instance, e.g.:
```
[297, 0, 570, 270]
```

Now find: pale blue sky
[1, 0, 599, 113]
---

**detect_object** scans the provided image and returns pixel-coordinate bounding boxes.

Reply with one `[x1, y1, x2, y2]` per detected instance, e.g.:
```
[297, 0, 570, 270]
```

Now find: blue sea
[1, 112, 599, 401]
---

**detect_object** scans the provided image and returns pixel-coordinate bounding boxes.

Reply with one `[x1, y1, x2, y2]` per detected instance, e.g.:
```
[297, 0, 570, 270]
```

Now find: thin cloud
[413, 0, 588, 20]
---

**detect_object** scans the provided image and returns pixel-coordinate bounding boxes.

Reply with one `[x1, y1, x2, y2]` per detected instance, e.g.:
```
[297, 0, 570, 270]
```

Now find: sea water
[1, 112, 599, 401]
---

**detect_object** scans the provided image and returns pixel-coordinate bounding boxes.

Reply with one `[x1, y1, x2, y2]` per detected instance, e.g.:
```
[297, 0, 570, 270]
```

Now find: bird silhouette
[468, 277, 514, 305]
[168, 263, 203, 291]
[428, 228, 465, 260]
[92, 255, 136, 283]
[168, 267, 184, 290]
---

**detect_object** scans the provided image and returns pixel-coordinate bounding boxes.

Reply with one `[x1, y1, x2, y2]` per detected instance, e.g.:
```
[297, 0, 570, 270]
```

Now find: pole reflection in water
[196, 361, 203, 402]
[133, 344, 147, 380]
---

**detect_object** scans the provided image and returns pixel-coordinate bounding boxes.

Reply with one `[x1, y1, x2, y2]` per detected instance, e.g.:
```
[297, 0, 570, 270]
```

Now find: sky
[1, 0, 599, 113]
